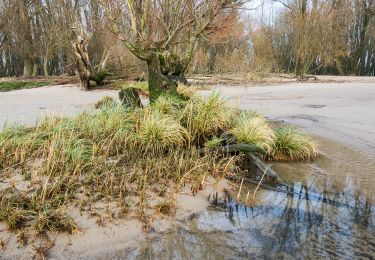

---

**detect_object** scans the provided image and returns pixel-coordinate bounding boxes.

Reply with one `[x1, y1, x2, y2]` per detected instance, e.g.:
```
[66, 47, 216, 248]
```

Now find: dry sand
[0, 85, 118, 128]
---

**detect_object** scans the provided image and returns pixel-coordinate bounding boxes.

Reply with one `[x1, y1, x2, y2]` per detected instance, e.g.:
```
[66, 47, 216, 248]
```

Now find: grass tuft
[155, 198, 176, 216]
[137, 110, 189, 151]
[181, 92, 233, 142]
[120, 81, 148, 95]
[229, 113, 275, 152]
[177, 84, 196, 99]
[205, 136, 224, 148]
[271, 127, 318, 161]
[95, 96, 117, 109]
[0, 90, 317, 241]
[152, 94, 185, 115]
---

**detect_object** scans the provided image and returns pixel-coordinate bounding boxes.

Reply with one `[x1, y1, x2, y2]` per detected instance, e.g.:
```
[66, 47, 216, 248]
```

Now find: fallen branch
[199, 143, 265, 156]
[246, 153, 288, 186]
[199, 143, 287, 185]
[227, 175, 293, 194]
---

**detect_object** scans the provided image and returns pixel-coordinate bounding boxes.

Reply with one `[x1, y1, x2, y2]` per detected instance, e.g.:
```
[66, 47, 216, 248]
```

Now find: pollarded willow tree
[103, 0, 248, 101]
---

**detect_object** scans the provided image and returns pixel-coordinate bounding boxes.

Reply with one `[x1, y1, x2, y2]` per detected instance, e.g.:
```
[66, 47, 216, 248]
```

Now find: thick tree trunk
[146, 51, 187, 102]
[70, 24, 96, 90]
[295, 0, 307, 78]
[23, 58, 33, 77]
[32, 63, 38, 76]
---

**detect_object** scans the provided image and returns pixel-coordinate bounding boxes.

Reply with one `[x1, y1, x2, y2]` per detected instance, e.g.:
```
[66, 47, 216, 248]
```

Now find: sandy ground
[0, 177, 230, 259]
[0, 85, 118, 128]
[199, 81, 375, 159]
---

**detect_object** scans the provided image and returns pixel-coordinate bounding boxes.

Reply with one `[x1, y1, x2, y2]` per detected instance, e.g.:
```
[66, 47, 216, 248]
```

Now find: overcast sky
[245, 0, 285, 26]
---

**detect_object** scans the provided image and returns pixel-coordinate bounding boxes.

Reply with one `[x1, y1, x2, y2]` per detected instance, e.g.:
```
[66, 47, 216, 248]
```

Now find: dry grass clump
[177, 84, 196, 99]
[152, 94, 185, 115]
[0, 188, 76, 233]
[136, 110, 189, 151]
[229, 112, 275, 152]
[181, 92, 233, 142]
[94, 96, 117, 109]
[271, 127, 318, 161]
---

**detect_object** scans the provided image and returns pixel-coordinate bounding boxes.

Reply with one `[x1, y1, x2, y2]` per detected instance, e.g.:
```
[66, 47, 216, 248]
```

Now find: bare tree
[103, 0, 248, 101]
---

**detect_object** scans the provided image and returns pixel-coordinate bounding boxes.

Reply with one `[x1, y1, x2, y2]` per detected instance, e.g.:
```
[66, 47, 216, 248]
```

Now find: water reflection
[121, 137, 375, 259]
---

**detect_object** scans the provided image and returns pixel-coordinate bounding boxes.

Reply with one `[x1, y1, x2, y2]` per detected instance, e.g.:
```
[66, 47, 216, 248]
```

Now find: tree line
[0, 0, 374, 86]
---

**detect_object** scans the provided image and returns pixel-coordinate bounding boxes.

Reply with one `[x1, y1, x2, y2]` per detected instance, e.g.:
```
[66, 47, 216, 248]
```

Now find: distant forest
[0, 0, 374, 79]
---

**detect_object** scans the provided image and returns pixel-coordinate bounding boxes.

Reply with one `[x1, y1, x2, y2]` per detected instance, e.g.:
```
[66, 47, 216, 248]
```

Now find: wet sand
[0, 178, 231, 259]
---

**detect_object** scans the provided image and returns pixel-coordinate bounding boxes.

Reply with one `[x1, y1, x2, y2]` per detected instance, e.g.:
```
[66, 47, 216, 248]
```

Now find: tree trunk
[207, 45, 217, 74]
[23, 58, 33, 77]
[295, 0, 307, 78]
[119, 87, 142, 108]
[44, 56, 49, 77]
[146, 51, 187, 102]
[70, 23, 95, 90]
[295, 56, 304, 78]
[32, 63, 38, 76]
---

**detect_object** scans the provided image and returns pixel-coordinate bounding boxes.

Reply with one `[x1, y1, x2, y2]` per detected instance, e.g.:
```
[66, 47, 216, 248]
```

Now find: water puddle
[117, 136, 375, 259]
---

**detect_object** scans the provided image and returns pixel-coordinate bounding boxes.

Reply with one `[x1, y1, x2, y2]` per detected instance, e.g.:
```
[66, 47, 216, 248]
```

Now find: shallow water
[120, 136, 375, 259]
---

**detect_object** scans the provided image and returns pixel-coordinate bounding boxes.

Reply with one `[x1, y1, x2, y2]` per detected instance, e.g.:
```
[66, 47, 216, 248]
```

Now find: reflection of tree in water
[266, 176, 375, 259]
[134, 146, 375, 259]
[134, 178, 374, 259]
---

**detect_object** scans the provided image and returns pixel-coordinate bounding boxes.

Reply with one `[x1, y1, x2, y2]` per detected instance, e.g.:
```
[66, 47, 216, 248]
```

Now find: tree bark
[43, 56, 49, 77]
[147, 51, 187, 102]
[295, 0, 308, 78]
[207, 45, 217, 74]
[23, 58, 33, 77]
[32, 63, 38, 76]
[119, 87, 142, 108]
[295, 57, 305, 78]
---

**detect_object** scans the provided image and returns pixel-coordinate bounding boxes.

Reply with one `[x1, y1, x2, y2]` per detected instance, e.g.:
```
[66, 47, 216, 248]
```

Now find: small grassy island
[0, 85, 317, 249]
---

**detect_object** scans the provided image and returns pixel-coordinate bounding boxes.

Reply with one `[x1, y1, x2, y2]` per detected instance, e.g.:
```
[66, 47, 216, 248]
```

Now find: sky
[245, 0, 285, 27]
